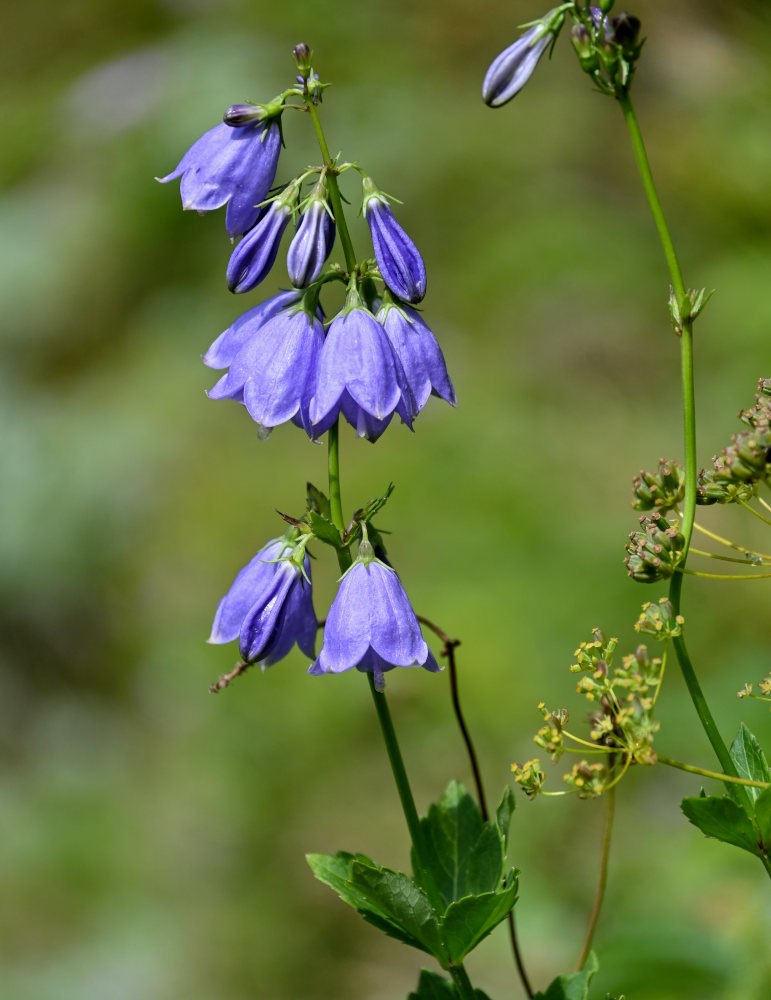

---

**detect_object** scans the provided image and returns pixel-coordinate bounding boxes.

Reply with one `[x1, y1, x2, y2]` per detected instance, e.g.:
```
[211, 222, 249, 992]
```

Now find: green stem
[691, 519, 771, 561]
[657, 754, 770, 789]
[448, 964, 477, 1000]
[618, 90, 740, 791]
[576, 781, 615, 972]
[739, 501, 771, 528]
[306, 100, 358, 273]
[690, 547, 771, 566]
[366, 672, 443, 909]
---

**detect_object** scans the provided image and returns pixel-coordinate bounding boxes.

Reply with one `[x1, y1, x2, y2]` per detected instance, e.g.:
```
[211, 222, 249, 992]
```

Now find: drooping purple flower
[362, 178, 426, 304]
[287, 180, 336, 288]
[209, 537, 317, 667]
[309, 546, 439, 690]
[377, 301, 456, 418]
[157, 119, 281, 239]
[226, 186, 297, 294]
[208, 304, 324, 435]
[202, 290, 300, 370]
[309, 298, 411, 442]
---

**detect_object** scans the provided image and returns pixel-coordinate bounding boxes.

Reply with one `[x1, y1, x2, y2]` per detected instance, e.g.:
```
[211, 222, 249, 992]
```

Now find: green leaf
[439, 872, 519, 963]
[730, 723, 770, 804]
[496, 785, 516, 853]
[348, 860, 446, 960]
[307, 509, 341, 548]
[533, 951, 599, 1000]
[414, 780, 504, 910]
[681, 794, 762, 856]
[753, 786, 771, 850]
[305, 482, 331, 520]
[408, 970, 492, 1000]
[306, 852, 426, 952]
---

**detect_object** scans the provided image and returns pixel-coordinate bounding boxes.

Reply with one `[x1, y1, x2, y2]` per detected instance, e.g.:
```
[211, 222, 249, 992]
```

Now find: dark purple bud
[223, 103, 264, 127]
[293, 42, 312, 72]
[287, 182, 336, 288]
[362, 178, 426, 304]
[611, 12, 641, 50]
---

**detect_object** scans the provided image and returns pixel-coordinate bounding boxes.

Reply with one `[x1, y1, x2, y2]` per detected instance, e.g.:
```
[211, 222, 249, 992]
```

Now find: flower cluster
[159, 88, 454, 444]
[160, 48, 446, 689]
[624, 512, 685, 583]
[511, 620, 668, 801]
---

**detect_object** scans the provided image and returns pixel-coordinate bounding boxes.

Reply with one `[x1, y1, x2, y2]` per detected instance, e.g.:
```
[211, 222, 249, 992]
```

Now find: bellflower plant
[160, 18, 770, 1000]
[309, 539, 439, 691]
[157, 115, 282, 239]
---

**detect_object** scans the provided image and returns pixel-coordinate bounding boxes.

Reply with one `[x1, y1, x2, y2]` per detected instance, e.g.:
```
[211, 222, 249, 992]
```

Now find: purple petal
[226, 202, 291, 294]
[364, 562, 431, 666]
[287, 201, 336, 288]
[203, 291, 300, 370]
[379, 304, 456, 412]
[238, 562, 297, 663]
[482, 28, 551, 107]
[208, 539, 286, 644]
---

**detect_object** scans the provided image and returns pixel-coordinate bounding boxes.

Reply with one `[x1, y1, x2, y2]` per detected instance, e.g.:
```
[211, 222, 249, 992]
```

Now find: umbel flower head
[482, 7, 567, 107]
[209, 535, 317, 667]
[157, 115, 282, 239]
[362, 177, 426, 304]
[309, 540, 439, 690]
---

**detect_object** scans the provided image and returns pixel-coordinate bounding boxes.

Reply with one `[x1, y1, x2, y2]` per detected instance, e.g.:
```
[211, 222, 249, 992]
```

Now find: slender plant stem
[682, 569, 771, 581]
[657, 755, 770, 789]
[689, 546, 771, 567]
[305, 100, 358, 273]
[449, 964, 477, 1000]
[416, 615, 534, 998]
[576, 782, 615, 972]
[618, 90, 741, 790]
[757, 494, 771, 515]
[691, 519, 771, 561]
[366, 672, 444, 910]
[739, 501, 771, 528]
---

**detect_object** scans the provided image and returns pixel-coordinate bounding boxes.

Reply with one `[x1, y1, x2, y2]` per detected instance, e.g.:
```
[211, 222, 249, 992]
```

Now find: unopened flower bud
[632, 459, 685, 512]
[293, 43, 312, 73]
[624, 512, 685, 583]
[223, 103, 265, 127]
[611, 12, 641, 51]
[482, 9, 566, 108]
[362, 177, 426, 303]
[287, 180, 336, 288]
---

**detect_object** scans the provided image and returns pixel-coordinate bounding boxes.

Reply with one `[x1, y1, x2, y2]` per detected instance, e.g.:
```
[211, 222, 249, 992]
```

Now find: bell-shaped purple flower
[287, 180, 336, 288]
[208, 302, 324, 435]
[226, 190, 296, 294]
[377, 301, 456, 418]
[309, 545, 439, 691]
[209, 537, 317, 667]
[362, 178, 426, 304]
[157, 119, 281, 239]
[203, 290, 300, 371]
[482, 8, 566, 107]
[309, 296, 411, 442]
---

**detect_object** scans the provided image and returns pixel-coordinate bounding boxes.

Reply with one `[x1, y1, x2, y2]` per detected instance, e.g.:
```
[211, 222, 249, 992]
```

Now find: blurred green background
[2, 1, 771, 997]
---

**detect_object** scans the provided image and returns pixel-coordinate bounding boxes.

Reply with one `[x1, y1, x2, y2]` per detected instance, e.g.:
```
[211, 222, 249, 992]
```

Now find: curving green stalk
[617, 90, 742, 787]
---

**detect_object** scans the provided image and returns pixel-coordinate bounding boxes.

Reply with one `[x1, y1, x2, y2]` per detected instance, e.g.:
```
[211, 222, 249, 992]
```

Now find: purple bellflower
[309, 290, 412, 442]
[377, 300, 456, 418]
[362, 177, 426, 304]
[226, 178, 301, 294]
[209, 536, 317, 667]
[309, 541, 439, 691]
[157, 118, 282, 240]
[482, 8, 566, 107]
[287, 179, 336, 288]
[202, 290, 300, 371]
[208, 299, 324, 436]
